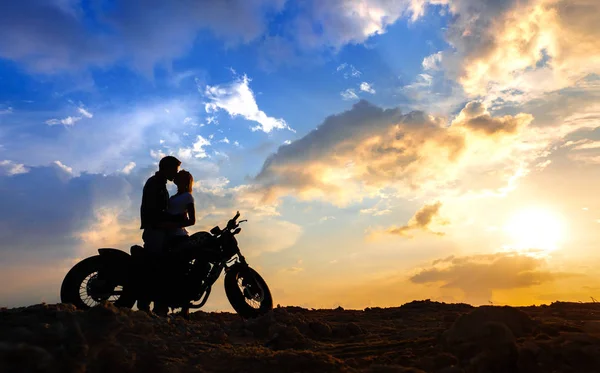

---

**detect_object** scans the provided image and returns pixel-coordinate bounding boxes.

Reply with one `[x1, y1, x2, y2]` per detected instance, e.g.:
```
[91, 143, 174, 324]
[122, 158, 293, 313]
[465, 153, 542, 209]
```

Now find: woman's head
[174, 170, 194, 193]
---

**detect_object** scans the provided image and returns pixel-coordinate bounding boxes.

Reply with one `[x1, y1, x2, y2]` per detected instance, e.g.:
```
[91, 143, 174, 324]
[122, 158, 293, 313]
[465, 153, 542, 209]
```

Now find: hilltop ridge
[1, 300, 600, 372]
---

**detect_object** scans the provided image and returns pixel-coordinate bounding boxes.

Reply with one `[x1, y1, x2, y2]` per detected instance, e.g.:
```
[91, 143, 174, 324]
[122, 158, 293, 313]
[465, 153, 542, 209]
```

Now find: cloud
[429, 0, 600, 98]
[0, 0, 285, 74]
[204, 74, 293, 133]
[360, 207, 392, 216]
[410, 252, 574, 304]
[340, 88, 359, 100]
[170, 137, 213, 164]
[77, 107, 93, 118]
[422, 51, 443, 70]
[0, 162, 133, 264]
[281, 266, 304, 274]
[292, 1, 424, 50]
[191, 135, 211, 158]
[360, 82, 376, 94]
[0, 160, 28, 176]
[452, 101, 532, 137]
[0, 157, 302, 306]
[45, 116, 83, 126]
[0, 107, 13, 115]
[121, 161, 136, 174]
[319, 216, 336, 223]
[336, 63, 362, 78]
[5, 98, 207, 174]
[251, 100, 539, 207]
[384, 201, 448, 237]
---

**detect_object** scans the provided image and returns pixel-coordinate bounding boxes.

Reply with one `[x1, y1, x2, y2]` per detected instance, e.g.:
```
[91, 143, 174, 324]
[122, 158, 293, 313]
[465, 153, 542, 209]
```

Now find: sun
[504, 207, 565, 253]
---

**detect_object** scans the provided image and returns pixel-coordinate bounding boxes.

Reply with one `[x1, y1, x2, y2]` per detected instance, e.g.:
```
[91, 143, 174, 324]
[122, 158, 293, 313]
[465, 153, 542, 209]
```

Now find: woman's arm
[180, 203, 196, 227]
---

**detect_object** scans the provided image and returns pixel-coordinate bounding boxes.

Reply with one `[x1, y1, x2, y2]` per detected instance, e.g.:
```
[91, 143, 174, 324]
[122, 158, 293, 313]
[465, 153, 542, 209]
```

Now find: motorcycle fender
[97, 248, 133, 279]
[225, 262, 248, 273]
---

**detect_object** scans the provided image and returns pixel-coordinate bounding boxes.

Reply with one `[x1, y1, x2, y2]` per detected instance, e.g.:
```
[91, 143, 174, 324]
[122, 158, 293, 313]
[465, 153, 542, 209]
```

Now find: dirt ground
[1, 300, 600, 373]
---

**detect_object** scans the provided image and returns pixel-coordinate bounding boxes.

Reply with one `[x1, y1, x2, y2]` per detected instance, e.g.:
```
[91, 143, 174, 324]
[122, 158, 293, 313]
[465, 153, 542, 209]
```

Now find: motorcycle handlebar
[217, 211, 246, 236]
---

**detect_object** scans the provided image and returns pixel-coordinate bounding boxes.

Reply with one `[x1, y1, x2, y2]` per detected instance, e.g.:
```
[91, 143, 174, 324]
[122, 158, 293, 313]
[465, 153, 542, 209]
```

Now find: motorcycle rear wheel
[60, 255, 136, 310]
[224, 266, 273, 319]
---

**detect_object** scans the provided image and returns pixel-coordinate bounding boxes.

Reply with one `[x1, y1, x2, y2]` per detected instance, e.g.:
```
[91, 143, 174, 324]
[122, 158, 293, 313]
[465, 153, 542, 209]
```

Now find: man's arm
[141, 178, 168, 229]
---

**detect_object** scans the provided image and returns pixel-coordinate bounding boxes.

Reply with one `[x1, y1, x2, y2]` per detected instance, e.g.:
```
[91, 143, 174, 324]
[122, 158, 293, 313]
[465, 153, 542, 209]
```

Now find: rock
[432, 352, 458, 370]
[309, 321, 332, 338]
[265, 325, 313, 350]
[367, 365, 427, 373]
[583, 321, 600, 334]
[438, 366, 464, 373]
[443, 313, 458, 323]
[0, 342, 57, 373]
[346, 322, 364, 336]
[447, 306, 536, 339]
[444, 321, 518, 372]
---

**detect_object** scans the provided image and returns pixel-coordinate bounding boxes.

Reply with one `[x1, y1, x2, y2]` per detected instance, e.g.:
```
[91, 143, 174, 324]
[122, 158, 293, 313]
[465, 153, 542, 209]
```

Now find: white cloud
[45, 116, 83, 126]
[220, 137, 230, 144]
[422, 51, 443, 70]
[77, 107, 93, 118]
[175, 135, 211, 160]
[192, 135, 211, 158]
[360, 207, 392, 216]
[204, 74, 293, 133]
[294, 1, 423, 50]
[0, 160, 28, 176]
[150, 149, 167, 160]
[206, 116, 218, 125]
[0, 107, 13, 115]
[213, 150, 229, 159]
[341, 88, 359, 100]
[360, 82, 376, 94]
[234, 141, 241, 147]
[177, 148, 193, 160]
[53, 160, 73, 174]
[336, 63, 362, 79]
[283, 140, 292, 145]
[121, 161, 136, 174]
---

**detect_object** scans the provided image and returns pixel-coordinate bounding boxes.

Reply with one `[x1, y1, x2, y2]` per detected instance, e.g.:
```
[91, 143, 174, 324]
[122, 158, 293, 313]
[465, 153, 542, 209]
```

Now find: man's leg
[139, 229, 167, 314]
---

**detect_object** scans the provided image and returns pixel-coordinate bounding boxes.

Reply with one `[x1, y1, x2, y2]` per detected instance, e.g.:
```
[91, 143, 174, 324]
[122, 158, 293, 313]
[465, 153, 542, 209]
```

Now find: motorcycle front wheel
[60, 255, 136, 310]
[224, 266, 273, 319]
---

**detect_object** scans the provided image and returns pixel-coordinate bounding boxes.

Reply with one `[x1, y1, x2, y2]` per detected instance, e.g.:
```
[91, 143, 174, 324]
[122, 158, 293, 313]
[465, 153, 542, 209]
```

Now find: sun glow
[504, 207, 565, 253]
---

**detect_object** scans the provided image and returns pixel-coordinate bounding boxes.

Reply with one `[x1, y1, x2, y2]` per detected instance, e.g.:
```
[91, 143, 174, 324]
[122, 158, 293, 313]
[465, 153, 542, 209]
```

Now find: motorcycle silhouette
[60, 211, 273, 318]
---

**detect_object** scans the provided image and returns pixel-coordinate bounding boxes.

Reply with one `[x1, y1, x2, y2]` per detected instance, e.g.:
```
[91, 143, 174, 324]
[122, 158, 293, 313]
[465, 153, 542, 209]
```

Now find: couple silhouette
[138, 155, 196, 315]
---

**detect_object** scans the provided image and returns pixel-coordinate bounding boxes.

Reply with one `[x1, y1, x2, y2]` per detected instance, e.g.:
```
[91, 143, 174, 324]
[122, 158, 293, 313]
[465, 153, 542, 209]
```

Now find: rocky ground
[1, 300, 600, 372]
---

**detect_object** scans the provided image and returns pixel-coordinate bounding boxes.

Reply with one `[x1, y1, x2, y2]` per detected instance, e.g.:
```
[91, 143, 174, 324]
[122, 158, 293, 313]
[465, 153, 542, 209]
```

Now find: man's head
[158, 156, 181, 181]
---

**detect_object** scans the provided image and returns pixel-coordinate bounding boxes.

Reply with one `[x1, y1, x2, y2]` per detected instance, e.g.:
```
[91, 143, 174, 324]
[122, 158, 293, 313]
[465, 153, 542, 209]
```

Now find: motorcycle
[60, 211, 273, 318]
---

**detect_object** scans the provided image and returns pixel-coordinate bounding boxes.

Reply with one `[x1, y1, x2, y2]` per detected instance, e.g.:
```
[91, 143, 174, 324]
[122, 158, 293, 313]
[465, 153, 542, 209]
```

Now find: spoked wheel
[60, 255, 135, 310]
[224, 266, 273, 319]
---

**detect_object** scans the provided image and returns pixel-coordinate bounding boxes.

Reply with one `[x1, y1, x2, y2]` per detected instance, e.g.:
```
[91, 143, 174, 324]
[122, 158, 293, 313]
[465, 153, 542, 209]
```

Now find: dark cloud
[0, 0, 284, 74]
[0, 162, 134, 264]
[410, 252, 573, 304]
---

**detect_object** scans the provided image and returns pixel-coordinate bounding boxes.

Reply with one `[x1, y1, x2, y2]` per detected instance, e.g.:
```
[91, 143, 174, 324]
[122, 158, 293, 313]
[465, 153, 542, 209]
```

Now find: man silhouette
[138, 155, 181, 316]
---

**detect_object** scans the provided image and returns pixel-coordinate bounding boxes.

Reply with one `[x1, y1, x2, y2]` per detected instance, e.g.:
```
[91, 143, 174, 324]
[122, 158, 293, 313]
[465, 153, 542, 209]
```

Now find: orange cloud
[251, 100, 537, 206]
[410, 252, 576, 304]
[441, 0, 600, 97]
[385, 201, 448, 238]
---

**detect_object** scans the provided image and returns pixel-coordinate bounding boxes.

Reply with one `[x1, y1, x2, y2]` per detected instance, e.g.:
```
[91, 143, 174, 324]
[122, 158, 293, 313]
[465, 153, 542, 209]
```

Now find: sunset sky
[1, 0, 600, 311]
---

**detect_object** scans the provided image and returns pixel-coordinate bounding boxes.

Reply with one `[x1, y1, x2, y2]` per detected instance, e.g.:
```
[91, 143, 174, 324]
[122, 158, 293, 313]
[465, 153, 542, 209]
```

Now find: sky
[1, 0, 600, 311]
